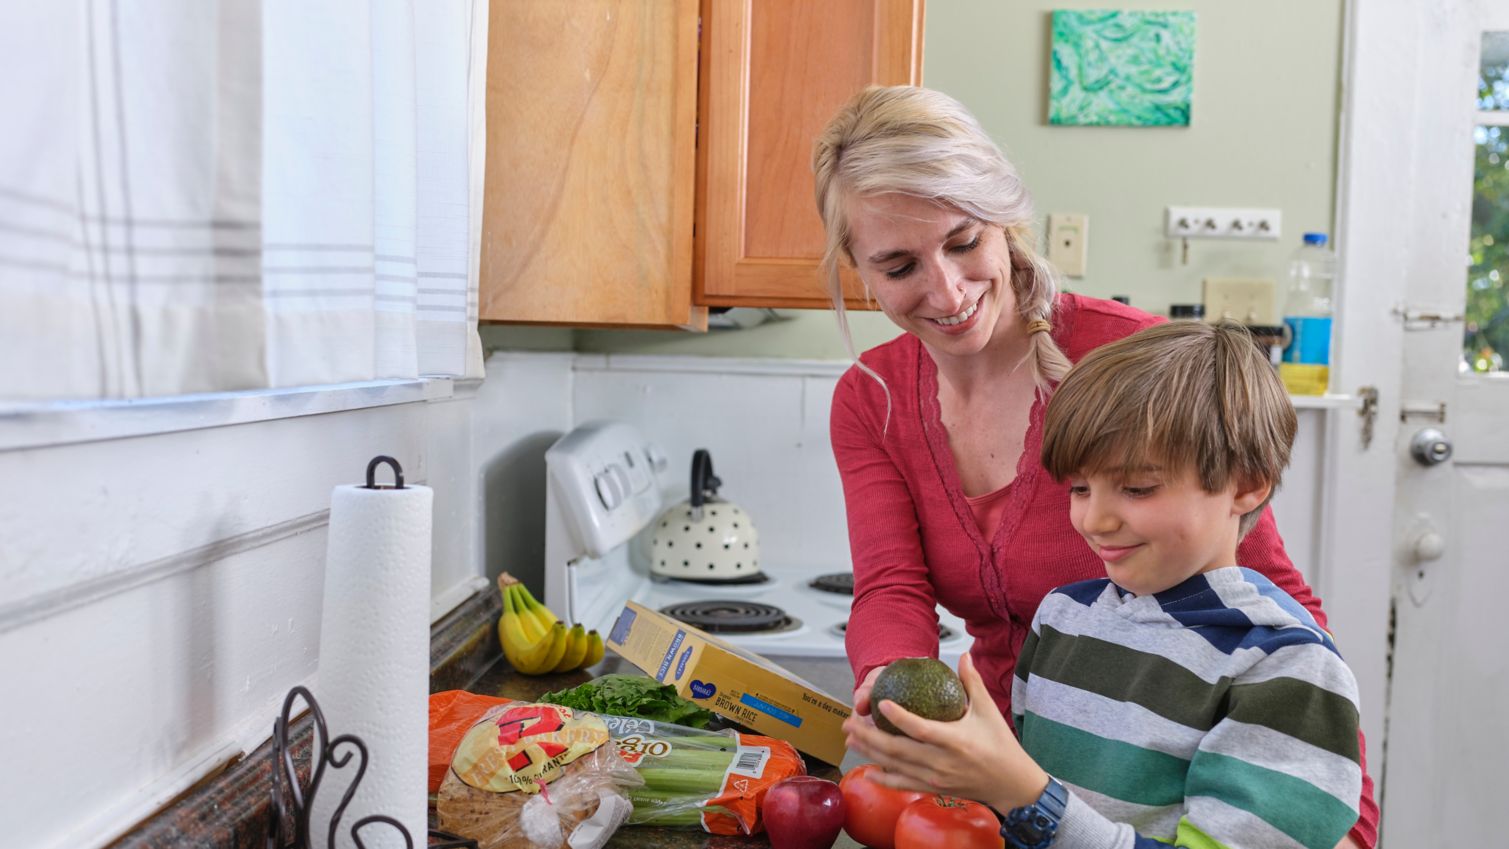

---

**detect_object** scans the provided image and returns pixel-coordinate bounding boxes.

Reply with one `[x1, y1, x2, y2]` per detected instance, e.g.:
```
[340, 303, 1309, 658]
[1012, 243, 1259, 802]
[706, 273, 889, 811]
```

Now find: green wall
[481, 1, 1343, 359]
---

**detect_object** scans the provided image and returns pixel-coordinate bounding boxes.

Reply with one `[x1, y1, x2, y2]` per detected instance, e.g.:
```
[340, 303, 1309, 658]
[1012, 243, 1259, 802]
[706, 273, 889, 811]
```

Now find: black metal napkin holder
[267, 685, 478, 849]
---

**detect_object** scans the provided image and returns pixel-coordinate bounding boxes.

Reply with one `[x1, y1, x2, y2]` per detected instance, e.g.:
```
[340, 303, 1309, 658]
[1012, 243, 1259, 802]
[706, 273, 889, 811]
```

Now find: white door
[1334, 1, 1509, 845]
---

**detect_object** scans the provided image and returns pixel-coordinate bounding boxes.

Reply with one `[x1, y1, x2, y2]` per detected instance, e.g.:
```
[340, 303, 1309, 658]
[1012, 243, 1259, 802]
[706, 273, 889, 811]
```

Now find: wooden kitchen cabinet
[478, 0, 705, 329]
[478, 0, 923, 327]
[697, 0, 924, 310]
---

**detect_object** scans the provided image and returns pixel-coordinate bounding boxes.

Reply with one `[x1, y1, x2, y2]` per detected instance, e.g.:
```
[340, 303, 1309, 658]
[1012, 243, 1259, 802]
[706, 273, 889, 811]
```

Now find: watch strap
[1001, 776, 1069, 849]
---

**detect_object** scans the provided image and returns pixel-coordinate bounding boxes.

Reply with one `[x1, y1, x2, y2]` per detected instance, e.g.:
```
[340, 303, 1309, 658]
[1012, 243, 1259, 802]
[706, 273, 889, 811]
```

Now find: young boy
[850, 322, 1362, 849]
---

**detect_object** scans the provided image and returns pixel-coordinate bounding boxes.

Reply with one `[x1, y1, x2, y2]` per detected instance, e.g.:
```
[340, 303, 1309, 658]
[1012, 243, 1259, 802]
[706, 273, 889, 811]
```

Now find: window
[1467, 31, 1509, 372]
[0, 3, 484, 402]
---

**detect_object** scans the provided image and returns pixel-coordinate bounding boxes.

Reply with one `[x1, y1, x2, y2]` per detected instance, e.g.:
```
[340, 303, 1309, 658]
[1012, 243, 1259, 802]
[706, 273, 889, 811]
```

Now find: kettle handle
[690, 449, 721, 508]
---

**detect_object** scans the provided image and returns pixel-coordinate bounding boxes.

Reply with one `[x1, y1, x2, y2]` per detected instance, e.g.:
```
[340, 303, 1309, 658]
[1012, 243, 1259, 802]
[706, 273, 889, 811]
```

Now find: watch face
[1004, 807, 1057, 848]
[1015, 820, 1049, 842]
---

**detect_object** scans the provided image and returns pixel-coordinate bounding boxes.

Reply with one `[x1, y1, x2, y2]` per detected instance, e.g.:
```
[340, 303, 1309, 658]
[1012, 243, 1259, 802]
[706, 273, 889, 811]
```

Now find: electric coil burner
[659, 600, 802, 634]
[829, 620, 956, 642]
[808, 572, 854, 595]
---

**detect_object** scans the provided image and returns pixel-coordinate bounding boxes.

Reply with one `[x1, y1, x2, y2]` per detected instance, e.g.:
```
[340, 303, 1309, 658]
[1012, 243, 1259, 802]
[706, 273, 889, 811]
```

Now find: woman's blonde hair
[1041, 321, 1297, 537]
[812, 85, 1071, 393]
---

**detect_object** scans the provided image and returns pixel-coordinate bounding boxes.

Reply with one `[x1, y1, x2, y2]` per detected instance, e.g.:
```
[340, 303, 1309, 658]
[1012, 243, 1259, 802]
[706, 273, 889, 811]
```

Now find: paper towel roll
[313, 477, 433, 849]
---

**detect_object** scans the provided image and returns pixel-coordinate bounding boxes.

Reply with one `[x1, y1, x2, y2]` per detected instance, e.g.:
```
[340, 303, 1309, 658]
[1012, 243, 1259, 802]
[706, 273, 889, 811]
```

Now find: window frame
[0, 378, 468, 453]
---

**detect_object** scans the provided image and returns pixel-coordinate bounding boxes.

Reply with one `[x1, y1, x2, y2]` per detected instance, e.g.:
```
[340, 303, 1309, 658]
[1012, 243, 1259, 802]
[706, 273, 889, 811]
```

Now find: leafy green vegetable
[540, 674, 715, 728]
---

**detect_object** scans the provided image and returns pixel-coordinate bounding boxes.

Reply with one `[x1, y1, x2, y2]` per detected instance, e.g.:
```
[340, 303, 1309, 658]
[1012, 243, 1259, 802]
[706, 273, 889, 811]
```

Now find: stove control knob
[644, 443, 669, 474]
[608, 462, 633, 498]
[594, 471, 622, 510]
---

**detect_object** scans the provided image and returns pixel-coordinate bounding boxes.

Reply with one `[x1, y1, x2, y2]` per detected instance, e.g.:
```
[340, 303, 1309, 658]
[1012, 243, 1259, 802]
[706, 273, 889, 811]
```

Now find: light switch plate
[1047, 213, 1088, 277]
[1202, 277, 1277, 325]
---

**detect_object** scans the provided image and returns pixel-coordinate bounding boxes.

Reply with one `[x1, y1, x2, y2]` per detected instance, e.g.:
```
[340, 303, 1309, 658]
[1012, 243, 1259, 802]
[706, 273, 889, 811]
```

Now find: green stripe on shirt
[1175, 817, 1230, 849]
[1225, 677, 1360, 762]
[1186, 751, 1360, 848]
[1028, 627, 1361, 761]
[1027, 626, 1227, 729]
[1019, 713, 1188, 807]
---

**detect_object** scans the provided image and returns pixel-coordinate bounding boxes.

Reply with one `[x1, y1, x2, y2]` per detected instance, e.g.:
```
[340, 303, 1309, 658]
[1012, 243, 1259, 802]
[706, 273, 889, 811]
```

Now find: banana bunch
[497, 576, 604, 676]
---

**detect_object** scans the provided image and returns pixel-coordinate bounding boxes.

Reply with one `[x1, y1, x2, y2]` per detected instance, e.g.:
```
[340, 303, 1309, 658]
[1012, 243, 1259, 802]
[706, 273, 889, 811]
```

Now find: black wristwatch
[1001, 775, 1069, 849]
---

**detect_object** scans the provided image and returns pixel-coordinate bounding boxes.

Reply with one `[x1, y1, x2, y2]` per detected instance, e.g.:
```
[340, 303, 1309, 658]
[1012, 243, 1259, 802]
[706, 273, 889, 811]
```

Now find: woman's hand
[852, 666, 884, 716]
[842, 653, 1049, 813]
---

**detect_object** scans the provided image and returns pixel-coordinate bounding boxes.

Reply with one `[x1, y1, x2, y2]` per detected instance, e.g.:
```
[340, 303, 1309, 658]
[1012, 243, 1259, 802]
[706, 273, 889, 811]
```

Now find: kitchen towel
[313, 467, 433, 849]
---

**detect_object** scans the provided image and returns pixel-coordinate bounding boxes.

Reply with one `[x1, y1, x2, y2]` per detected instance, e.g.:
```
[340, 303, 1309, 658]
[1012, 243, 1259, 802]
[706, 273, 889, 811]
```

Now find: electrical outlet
[1166, 207, 1282, 241]
[1047, 213, 1088, 277]
[1202, 277, 1277, 325]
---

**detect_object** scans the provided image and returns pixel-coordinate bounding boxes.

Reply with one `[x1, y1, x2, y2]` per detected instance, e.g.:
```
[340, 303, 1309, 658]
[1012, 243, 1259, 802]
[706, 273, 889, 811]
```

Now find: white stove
[541, 420, 970, 668]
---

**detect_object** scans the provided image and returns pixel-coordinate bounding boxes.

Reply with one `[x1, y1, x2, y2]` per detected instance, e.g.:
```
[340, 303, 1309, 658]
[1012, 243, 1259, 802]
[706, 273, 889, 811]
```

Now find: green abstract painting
[1049, 10, 1195, 127]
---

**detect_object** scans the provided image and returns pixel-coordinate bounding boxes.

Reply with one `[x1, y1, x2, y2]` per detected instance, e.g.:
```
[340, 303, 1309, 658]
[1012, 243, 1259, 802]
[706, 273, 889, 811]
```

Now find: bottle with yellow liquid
[1280, 232, 1336, 395]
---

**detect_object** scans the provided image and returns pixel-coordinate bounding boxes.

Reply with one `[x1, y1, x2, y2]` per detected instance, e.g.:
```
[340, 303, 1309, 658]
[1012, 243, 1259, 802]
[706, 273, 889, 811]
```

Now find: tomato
[838, 764, 929, 849]
[893, 795, 1003, 849]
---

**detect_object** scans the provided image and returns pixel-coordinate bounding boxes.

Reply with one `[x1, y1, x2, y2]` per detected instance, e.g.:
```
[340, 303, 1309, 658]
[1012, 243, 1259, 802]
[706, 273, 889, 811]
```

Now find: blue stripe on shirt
[1054, 577, 1111, 607]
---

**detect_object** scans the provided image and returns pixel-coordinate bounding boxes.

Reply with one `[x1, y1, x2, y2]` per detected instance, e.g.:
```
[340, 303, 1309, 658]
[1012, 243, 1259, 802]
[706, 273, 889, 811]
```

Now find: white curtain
[0, 0, 484, 401]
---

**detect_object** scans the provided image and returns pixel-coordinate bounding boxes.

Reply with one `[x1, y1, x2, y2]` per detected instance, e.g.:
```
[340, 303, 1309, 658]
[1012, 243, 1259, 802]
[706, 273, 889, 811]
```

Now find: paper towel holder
[267, 685, 477, 849]
[363, 455, 406, 490]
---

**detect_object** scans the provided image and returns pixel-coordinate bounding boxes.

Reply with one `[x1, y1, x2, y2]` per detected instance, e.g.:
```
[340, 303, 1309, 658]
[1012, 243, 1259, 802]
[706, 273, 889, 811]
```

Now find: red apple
[763, 775, 846, 849]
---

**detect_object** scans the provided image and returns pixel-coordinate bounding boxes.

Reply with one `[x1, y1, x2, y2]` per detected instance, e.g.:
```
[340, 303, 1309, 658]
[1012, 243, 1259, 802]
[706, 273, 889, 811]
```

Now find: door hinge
[1391, 304, 1465, 330]
[1357, 386, 1379, 449]
[1400, 400, 1447, 423]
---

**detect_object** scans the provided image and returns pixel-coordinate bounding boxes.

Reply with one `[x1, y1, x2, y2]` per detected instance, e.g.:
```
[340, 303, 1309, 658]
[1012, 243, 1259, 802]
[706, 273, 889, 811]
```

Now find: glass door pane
[1467, 32, 1509, 372]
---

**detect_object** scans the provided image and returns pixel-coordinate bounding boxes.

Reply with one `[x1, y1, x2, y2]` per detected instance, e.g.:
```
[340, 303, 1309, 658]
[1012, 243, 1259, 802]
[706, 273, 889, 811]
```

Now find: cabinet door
[479, 0, 705, 329]
[697, 0, 924, 309]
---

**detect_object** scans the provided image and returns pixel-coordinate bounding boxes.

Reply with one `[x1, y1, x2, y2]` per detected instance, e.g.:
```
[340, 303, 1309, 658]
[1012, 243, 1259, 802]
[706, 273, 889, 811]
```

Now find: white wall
[0, 385, 492, 848]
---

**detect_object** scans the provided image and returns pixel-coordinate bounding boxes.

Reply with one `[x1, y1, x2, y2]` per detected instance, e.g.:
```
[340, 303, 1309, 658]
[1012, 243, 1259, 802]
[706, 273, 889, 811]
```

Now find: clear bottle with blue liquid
[1280, 232, 1336, 395]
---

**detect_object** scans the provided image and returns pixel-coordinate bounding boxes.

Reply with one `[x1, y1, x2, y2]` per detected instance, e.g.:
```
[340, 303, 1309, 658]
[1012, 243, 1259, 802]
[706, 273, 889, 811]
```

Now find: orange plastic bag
[430, 690, 512, 794]
[601, 715, 806, 835]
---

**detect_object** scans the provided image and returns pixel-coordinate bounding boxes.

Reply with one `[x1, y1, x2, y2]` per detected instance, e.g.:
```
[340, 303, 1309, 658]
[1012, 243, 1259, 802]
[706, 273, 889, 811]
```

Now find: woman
[813, 85, 1377, 848]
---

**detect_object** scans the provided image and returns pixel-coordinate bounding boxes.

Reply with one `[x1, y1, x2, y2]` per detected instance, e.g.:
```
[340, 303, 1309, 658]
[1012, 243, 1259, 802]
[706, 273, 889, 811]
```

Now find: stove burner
[808, 572, 854, 596]
[659, 600, 800, 634]
[830, 620, 956, 642]
[652, 571, 771, 586]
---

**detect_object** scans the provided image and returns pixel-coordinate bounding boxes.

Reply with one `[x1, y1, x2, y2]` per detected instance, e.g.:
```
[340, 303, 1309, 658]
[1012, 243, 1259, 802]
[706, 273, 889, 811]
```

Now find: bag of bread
[437, 702, 642, 849]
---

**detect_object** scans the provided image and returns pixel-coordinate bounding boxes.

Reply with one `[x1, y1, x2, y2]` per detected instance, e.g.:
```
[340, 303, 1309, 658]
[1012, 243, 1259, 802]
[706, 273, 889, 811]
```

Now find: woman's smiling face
[844, 193, 1017, 357]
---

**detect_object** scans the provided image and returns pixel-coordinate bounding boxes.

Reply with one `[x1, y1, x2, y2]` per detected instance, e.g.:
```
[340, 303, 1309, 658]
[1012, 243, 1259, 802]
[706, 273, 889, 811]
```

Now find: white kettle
[649, 449, 761, 581]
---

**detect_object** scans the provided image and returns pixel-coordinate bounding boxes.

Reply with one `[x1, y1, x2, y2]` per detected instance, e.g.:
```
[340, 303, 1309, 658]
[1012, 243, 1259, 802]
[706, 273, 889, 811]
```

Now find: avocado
[870, 657, 968, 736]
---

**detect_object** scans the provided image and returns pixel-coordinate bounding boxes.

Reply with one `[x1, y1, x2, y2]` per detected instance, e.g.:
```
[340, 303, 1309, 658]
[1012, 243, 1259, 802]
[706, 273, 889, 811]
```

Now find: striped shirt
[1011, 567, 1361, 849]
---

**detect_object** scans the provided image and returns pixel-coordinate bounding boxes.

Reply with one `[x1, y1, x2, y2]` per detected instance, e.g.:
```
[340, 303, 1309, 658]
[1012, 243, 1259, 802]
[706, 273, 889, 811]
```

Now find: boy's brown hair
[1041, 321, 1297, 536]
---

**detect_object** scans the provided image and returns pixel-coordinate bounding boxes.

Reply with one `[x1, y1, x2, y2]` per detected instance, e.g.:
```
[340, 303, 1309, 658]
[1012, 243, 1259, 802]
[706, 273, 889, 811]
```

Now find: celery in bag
[598, 714, 805, 835]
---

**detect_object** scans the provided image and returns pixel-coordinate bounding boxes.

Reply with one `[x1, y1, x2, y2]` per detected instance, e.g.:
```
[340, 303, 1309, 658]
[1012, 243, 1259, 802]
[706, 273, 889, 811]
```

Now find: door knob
[1410, 529, 1446, 562]
[1409, 428, 1453, 466]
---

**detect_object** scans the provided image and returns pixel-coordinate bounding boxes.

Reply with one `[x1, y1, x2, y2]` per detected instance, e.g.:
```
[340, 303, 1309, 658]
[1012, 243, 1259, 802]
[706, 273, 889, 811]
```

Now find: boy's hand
[852, 666, 884, 716]
[843, 653, 1050, 813]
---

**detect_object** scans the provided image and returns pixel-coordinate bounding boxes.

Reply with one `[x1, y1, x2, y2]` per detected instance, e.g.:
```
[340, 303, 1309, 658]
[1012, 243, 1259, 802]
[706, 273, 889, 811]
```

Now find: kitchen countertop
[460, 653, 865, 849]
[107, 584, 871, 849]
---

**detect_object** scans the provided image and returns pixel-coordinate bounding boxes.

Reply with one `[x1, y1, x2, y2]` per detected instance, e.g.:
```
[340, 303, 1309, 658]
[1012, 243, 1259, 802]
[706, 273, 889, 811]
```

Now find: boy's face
[1067, 465, 1265, 596]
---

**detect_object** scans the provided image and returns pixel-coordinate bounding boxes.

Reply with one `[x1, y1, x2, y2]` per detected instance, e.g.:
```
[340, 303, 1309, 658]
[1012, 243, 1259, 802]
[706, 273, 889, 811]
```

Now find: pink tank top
[965, 481, 1014, 539]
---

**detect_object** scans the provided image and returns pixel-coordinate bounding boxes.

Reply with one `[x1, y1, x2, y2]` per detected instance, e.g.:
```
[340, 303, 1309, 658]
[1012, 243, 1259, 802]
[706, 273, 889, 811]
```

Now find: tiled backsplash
[571, 355, 853, 572]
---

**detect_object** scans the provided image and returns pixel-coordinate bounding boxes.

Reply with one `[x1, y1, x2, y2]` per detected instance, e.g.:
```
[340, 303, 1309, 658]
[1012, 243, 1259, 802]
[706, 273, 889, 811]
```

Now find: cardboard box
[605, 601, 852, 765]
